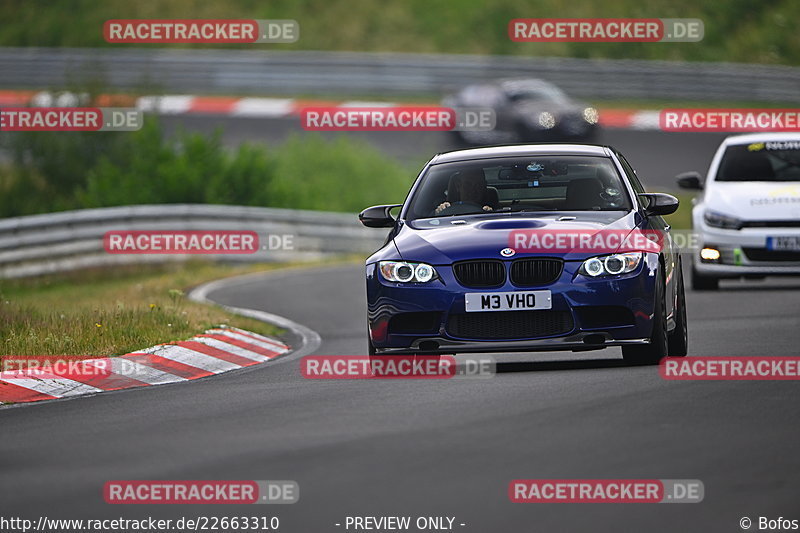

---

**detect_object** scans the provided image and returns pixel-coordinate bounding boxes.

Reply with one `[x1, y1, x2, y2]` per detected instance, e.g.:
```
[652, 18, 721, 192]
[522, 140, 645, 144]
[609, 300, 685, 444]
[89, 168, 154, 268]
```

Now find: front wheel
[622, 269, 668, 365]
[667, 262, 689, 357]
[367, 321, 376, 355]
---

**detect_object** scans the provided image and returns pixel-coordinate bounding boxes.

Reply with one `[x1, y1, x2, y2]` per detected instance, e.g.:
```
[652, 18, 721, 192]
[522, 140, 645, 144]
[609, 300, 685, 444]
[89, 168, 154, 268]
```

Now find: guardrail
[0, 204, 385, 278]
[2, 47, 800, 102]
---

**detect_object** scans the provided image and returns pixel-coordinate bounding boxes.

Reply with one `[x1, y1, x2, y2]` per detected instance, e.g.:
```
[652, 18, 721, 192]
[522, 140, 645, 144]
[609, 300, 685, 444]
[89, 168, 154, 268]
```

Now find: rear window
[406, 156, 632, 220]
[716, 141, 800, 182]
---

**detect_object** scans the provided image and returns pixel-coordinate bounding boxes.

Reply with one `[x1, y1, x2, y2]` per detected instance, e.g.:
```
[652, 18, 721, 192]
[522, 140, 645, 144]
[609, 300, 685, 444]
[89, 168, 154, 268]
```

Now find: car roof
[498, 78, 556, 90]
[721, 132, 800, 146]
[429, 143, 611, 164]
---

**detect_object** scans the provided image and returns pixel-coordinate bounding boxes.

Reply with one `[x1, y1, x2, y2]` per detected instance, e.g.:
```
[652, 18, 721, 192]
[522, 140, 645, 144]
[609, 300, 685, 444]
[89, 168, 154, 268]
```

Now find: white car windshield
[716, 142, 800, 182]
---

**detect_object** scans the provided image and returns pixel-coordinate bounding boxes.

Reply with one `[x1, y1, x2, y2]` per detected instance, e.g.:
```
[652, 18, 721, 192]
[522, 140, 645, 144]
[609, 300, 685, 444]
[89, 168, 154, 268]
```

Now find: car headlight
[579, 252, 643, 277]
[703, 210, 742, 230]
[538, 111, 556, 129]
[583, 107, 599, 124]
[379, 261, 438, 283]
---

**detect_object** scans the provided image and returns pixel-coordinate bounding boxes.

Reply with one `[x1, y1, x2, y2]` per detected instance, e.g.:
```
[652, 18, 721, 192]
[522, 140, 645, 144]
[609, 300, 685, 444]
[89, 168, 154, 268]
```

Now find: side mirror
[640, 193, 679, 216]
[676, 171, 704, 190]
[358, 204, 402, 228]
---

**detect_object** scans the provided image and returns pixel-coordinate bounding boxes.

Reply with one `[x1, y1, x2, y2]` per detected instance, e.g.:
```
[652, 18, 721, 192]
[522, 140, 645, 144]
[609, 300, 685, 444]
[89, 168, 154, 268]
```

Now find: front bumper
[694, 223, 800, 277]
[382, 333, 649, 355]
[366, 255, 659, 354]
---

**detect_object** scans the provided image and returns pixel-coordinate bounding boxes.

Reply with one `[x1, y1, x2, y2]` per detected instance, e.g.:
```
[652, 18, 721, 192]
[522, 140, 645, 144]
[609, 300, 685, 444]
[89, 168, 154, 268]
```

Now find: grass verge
[0, 259, 350, 359]
[664, 192, 697, 231]
[1, 0, 798, 66]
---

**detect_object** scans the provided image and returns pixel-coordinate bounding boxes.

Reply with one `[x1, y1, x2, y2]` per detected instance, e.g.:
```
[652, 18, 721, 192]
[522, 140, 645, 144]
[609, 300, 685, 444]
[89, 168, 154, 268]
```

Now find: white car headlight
[703, 210, 742, 230]
[579, 252, 643, 277]
[583, 107, 599, 124]
[379, 261, 439, 283]
[538, 111, 556, 129]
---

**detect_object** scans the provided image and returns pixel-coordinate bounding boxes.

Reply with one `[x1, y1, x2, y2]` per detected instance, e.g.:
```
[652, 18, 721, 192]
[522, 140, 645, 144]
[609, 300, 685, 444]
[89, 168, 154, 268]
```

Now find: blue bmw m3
[359, 144, 688, 364]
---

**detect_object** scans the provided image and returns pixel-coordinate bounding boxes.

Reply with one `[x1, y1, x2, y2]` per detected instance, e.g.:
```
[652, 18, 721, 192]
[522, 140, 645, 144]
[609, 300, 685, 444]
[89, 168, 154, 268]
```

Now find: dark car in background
[443, 78, 600, 145]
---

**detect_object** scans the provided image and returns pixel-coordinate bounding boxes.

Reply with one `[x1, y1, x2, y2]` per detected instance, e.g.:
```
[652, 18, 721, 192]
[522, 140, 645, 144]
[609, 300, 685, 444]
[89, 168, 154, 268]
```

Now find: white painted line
[223, 326, 290, 348]
[188, 269, 321, 365]
[232, 97, 295, 117]
[205, 329, 289, 353]
[190, 336, 270, 362]
[630, 111, 661, 130]
[87, 358, 186, 386]
[136, 95, 195, 114]
[142, 344, 241, 373]
[0, 376, 103, 398]
[30, 91, 87, 107]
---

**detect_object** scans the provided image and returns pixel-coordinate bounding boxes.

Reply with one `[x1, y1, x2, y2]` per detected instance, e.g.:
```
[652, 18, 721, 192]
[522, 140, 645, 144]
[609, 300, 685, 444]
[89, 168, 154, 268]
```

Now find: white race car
[677, 133, 800, 290]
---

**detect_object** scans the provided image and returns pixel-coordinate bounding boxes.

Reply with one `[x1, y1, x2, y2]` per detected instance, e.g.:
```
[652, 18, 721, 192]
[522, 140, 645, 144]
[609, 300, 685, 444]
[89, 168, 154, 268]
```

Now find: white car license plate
[465, 290, 552, 312]
[767, 236, 800, 251]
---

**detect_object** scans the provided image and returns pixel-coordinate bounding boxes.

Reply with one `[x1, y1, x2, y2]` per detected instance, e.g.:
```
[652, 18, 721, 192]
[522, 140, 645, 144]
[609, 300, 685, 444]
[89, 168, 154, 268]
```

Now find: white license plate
[767, 236, 800, 251]
[465, 290, 552, 312]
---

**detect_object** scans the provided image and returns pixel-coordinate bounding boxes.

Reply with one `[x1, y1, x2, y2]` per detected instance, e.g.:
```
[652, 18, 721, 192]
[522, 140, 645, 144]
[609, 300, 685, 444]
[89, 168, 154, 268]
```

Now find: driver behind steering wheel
[434, 168, 493, 215]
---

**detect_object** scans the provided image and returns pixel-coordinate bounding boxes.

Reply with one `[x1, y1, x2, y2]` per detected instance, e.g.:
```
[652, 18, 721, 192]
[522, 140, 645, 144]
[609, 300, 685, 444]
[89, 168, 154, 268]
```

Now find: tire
[367, 320, 377, 355]
[622, 269, 668, 365]
[667, 262, 689, 357]
[691, 263, 719, 291]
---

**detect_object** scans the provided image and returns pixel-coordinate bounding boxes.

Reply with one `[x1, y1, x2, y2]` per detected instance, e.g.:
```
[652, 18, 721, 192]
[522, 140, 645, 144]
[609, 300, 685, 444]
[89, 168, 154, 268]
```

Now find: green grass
[0, 260, 317, 358]
[0, 120, 419, 217]
[664, 192, 697, 230]
[0, 0, 799, 65]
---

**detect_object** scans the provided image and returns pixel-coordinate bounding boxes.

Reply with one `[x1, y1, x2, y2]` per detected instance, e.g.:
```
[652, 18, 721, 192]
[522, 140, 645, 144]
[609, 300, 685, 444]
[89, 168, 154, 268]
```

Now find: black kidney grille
[510, 258, 564, 286]
[453, 260, 505, 288]
[447, 310, 574, 340]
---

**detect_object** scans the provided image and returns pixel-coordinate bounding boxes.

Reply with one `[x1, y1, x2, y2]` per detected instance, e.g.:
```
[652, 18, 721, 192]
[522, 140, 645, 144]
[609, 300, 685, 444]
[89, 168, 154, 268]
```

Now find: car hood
[394, 211, 639, 264]
[706, 182, 800, 220]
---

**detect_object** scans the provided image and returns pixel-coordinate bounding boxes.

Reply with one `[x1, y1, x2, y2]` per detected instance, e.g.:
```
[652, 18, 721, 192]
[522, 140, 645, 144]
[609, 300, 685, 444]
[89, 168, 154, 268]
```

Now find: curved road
[2, 264, 800, 532]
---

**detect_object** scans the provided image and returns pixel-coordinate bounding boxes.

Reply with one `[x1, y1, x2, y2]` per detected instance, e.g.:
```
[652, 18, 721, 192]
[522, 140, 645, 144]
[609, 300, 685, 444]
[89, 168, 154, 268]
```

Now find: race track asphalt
[2, 263, 799, 532]
[1, 119, 798, 532]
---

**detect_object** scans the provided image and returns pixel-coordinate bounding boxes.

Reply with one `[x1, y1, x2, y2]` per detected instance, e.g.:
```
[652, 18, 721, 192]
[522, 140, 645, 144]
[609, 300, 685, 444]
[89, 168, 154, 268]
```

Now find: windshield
[505, 86, 567, 103]
[406, 156, 632, 220]
[716, 141, 800, 182]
